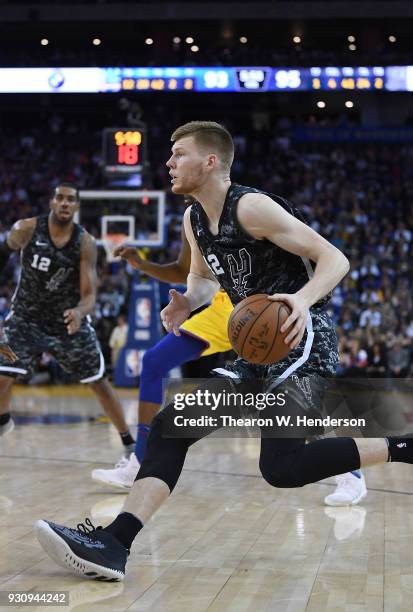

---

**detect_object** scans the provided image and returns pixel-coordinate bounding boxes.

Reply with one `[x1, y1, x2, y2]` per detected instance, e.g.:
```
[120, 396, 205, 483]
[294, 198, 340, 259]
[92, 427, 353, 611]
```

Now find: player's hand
[113, 244, 144, 269]
[63, 308, 82, 335]
[160, 289, 191, 336]
[267, 293, 309, 349]
[0, 341, 18, 363]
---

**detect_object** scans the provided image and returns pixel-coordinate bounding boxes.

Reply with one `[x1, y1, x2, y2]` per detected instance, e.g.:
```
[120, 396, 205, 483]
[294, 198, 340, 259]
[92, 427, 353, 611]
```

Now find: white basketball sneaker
[324, 471, 367, 506]
[91, 453, 140, 491]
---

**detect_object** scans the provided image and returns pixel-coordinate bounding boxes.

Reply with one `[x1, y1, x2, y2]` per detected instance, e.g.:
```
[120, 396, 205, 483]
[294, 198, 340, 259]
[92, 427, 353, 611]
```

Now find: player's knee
[141, 346, 165, 379]
[88, 378, 108, 395]
[144, 409, 176, 449]
[259, 456, 305, 489]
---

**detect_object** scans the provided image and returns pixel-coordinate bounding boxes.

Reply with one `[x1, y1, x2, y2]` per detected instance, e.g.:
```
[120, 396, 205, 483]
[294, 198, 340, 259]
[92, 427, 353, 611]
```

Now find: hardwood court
[0, 385, 412, 611]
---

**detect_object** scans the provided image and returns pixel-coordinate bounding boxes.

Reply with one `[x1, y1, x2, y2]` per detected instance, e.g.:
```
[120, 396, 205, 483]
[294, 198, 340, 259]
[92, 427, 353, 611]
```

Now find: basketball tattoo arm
[237, 193, 350, 349]
[160, 207, 220, 336]
[0, 218, 37, 362]
[113, 226, 191, 284]
[63, 233, 97, 335]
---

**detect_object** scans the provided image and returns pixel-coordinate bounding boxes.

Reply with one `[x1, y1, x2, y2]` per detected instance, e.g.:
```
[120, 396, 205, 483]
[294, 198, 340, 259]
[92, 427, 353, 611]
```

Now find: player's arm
[113, 225, 190, 284]
[237, 193, 349, 348]
[1, 218, 36, 269]
[160, 207, 220, 336]
[63, 233, 97, 335]
[183, 208, 220, 311]
[0, 342, 18, 362]
[0, 218, 35, 360]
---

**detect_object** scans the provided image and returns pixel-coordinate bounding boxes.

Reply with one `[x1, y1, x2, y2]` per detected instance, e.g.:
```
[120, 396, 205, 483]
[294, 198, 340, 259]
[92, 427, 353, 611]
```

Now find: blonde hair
[171, 121, 234, 173]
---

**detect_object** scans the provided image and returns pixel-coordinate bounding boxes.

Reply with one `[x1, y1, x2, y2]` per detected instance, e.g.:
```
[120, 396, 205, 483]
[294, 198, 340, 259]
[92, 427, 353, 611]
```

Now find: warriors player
[93, 234, 366, 507]
[38, 123, 401, 582]
[0, 183, 135, 456]
[91, 231, 234, 486]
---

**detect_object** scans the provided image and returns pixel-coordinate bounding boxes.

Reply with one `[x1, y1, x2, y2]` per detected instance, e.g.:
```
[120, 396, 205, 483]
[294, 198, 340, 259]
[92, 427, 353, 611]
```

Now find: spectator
[387, 342, 410, 378]
[109, 314, 129, 370]
[366, 343, 387, 378]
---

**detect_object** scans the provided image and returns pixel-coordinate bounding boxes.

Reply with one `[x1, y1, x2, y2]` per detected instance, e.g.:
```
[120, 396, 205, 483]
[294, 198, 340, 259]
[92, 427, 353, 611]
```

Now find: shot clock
[103, 127, 147, 174]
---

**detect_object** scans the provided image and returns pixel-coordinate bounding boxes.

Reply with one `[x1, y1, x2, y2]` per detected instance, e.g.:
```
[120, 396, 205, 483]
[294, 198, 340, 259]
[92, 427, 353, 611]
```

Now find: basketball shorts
[180, 290, 233, 357]
[0, 314, 105, 383]
[213, 306, 339, 423]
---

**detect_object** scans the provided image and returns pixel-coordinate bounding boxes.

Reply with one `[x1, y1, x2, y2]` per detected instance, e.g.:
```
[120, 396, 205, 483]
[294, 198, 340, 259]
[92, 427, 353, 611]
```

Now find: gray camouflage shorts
[213, 307, 339, 423]
[0, 314, 105, 383]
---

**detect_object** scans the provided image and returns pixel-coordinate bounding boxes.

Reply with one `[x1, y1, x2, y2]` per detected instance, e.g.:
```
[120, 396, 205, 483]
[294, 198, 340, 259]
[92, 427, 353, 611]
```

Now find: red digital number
[118, 144, 139, 165]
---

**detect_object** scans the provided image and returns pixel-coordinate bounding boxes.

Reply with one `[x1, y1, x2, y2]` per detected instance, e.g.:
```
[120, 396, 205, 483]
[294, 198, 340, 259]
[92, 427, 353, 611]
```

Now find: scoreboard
[102, 127, 146, 174]
[117, 66, 387, 92]
[0, 66, 411, 93]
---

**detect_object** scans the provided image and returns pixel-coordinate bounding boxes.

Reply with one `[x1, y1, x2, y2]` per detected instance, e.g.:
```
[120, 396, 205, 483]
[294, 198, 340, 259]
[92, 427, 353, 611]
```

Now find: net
[76, 190, 166, 250]
[102, 233, 130, 263]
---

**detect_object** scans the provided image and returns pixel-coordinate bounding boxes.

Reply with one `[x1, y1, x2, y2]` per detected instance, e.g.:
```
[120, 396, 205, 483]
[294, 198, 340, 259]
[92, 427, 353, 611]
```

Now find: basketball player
[38, 123, 406, 582]
[93, 235, 366, 507]
[0, 183, 135, 454]
[91, 232, 233, 486]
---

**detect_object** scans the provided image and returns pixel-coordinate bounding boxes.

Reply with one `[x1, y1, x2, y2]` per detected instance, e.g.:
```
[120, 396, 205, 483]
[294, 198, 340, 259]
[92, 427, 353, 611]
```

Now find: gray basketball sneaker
[35, 517, 128, 581]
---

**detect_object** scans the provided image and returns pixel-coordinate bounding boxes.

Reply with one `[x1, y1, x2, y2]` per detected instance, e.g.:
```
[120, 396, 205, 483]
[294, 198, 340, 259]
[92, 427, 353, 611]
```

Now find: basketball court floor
[1, 384, 412, 611]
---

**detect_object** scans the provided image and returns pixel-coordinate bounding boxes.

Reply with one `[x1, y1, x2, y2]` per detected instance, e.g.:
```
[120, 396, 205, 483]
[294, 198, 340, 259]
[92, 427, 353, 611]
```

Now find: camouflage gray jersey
[190, 183, 339, 379]
[190, 183, 330, 307]
[10, 215, 84, 335]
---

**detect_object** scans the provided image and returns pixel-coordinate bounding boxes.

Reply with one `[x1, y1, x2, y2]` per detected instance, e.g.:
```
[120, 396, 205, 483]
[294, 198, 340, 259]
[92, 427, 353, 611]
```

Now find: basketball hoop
[102, 233, 130, 263]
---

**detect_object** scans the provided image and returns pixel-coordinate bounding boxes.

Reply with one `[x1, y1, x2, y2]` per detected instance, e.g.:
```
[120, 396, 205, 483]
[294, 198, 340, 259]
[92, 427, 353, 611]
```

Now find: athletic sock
[104, 512, 143, 550]
[135, 424, 150, 463]
[0, 413, 11, 426]
[386, 437, 413, 463]
[351, 470, 361, 478]
[120, 430, 135, 447]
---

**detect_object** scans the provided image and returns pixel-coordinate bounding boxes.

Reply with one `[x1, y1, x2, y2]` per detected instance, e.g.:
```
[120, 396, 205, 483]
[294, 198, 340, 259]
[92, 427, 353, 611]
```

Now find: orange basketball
[227, 294, 292, 365]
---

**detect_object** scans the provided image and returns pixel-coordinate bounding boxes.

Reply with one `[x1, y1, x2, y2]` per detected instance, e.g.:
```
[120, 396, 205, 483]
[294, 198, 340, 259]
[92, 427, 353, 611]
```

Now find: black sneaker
[35, 517, 128, 581]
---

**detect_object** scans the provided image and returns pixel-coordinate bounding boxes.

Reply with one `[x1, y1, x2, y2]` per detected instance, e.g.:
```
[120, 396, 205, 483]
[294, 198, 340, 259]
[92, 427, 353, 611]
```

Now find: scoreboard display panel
[0, 66, 411, 93]
[102, 127, 146, 174]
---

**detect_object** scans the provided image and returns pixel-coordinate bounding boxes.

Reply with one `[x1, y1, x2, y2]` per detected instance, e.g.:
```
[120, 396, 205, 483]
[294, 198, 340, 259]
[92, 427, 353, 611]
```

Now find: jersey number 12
[31, 254, 51, 272]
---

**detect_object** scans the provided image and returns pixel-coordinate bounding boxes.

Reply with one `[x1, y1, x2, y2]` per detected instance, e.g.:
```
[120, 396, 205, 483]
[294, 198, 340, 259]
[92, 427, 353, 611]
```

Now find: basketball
[227, 294, 292, 365]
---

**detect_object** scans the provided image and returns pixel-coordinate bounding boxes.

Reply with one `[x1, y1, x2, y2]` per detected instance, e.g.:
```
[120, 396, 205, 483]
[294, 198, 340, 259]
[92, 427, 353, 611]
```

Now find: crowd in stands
[1, 110, 412, 380]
